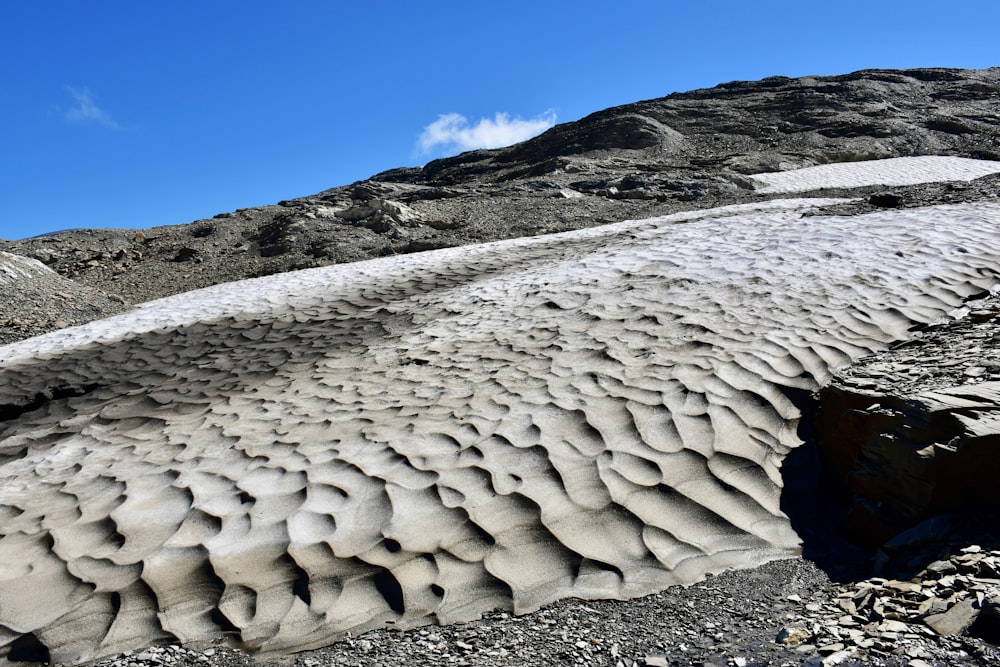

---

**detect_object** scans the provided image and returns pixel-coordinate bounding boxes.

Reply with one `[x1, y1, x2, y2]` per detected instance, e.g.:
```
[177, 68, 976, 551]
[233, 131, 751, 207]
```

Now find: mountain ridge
[373, 66, 1000, 186]
[2, 67, 999, 337]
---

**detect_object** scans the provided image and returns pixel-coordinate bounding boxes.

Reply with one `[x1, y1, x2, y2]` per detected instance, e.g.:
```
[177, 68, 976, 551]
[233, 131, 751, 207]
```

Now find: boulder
[807, 297, 1000, 550]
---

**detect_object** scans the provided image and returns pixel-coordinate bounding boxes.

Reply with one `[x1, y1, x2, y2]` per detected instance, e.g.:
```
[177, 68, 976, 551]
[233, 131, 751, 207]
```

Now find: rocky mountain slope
[3, 67, 999, 315]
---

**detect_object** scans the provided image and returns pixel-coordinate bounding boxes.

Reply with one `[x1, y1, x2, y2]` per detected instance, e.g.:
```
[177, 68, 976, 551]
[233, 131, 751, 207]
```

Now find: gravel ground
[73, 556, 999, 667]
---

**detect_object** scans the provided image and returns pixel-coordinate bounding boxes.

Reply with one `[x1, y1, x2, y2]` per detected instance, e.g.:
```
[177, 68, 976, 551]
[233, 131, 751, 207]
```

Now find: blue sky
[2, 1, 998, 240]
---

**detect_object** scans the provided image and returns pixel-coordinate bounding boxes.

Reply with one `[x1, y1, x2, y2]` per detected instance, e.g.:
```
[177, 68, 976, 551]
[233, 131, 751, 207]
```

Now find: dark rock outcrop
[805, 295, 1000, 554]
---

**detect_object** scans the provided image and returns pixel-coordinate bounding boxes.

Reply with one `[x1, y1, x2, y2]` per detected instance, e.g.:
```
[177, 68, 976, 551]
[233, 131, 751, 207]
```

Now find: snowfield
[751, 155, 1000, 193]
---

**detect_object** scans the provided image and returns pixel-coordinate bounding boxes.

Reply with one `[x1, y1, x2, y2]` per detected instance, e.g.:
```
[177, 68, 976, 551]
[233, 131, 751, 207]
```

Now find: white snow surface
[751, 156, 1000, 193]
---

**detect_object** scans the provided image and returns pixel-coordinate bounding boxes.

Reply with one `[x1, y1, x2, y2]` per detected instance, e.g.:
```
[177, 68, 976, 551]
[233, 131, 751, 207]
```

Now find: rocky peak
[3, 67, 1000, 666]
[375, 67, 1000, 186]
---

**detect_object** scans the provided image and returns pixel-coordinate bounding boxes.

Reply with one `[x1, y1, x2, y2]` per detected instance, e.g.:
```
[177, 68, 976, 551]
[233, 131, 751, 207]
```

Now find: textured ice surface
[751, 156, 1000, 193]
[2, 198, 1000, 662]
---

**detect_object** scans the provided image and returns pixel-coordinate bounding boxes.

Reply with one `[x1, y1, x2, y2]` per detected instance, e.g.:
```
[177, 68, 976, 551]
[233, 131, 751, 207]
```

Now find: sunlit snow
[751, 156, 1000, 194]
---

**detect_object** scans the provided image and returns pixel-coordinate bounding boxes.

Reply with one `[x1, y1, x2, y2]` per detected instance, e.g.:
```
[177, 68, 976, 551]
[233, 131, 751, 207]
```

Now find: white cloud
[64, 87, 120, 129]
[418, 110, 556, 155]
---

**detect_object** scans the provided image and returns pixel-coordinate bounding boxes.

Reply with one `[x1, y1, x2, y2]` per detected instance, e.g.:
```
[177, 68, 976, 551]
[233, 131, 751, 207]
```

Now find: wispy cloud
[63, 87, 120, 129]
[417, 110, 556, 155]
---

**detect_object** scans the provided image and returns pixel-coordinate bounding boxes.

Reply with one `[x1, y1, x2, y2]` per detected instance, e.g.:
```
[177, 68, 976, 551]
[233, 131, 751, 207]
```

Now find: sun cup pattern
[2, 200, 1000, 662]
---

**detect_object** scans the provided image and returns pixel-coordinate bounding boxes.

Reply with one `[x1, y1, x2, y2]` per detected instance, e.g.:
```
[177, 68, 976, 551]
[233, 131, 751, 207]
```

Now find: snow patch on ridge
[751, 156, 1000, 194]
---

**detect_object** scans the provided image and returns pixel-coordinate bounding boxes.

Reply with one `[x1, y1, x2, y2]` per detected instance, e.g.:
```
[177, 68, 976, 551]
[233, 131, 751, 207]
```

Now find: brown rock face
[807, 301, 1000, 550]
[812, 383, 1000, 547]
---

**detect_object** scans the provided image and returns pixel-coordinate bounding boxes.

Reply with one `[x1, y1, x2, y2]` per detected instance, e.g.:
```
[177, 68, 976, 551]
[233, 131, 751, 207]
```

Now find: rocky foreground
[1, 68, 1000, 666]
[73, 549, 1000, 667]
